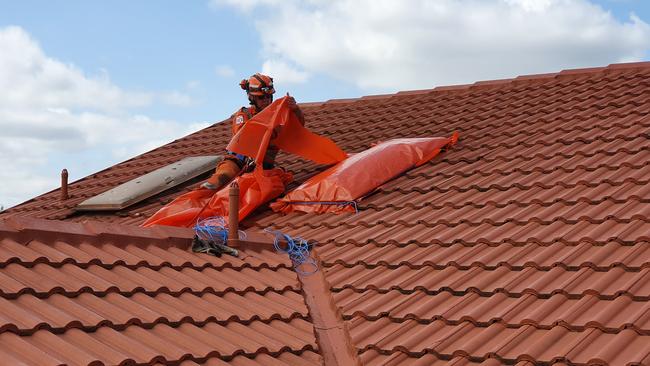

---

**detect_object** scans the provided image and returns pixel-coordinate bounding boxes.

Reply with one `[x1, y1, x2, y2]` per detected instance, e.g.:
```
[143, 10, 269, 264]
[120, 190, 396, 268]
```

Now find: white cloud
[262, 59, 309, 84]
[0, 26, 205, 208]
[0, 27, 152, 112]
[218, 0, 650, 90]
[186, 80, 201, 89]
[209, 0, 282, 13]
[215, 64, 235, 77]
[160, 91, 196, 107]
[504, 0, 553, 11]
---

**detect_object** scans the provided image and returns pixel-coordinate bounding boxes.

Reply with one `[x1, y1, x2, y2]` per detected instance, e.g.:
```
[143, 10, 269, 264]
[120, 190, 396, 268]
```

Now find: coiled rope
[265, 228, 318, 275]
[193, 216, 245, 257]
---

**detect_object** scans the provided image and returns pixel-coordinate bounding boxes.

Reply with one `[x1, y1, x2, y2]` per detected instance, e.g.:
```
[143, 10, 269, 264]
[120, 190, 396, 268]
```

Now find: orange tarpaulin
[271, 133, 459, 214]
[142, 168, 292, 228]
[142, 96, 347, 228]
[227, 96, 347, 166]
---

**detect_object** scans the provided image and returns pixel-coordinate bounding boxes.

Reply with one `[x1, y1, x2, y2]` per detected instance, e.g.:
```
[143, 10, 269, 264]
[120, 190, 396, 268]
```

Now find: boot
[200, 158, 242, 190]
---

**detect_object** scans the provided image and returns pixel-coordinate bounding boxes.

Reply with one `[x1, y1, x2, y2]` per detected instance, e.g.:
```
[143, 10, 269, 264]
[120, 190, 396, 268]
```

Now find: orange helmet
[240, 73, 275, 96]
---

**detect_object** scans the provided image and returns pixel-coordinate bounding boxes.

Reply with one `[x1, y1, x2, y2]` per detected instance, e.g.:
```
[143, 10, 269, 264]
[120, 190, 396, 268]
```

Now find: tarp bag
[270, 133, 459, 214]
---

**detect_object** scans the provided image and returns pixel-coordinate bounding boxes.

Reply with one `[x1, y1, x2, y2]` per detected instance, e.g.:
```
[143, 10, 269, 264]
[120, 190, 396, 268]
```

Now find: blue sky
[1, 0, 649, 209]
[0, 1, 364, 123]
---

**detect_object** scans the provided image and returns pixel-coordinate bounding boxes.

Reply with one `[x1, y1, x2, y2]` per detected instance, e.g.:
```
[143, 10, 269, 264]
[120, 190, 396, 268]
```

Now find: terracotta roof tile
[350, 319, 649, 364]
[0, 319, 316, 364]
[334, 290, 650, 333]
[3, 62, 650, 364]
[0, 218, 319, 365]
[180, 350, 323, 365]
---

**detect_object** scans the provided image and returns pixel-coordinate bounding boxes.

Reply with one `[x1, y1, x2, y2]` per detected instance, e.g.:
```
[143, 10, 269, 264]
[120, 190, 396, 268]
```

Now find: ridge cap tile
[513, 72, 559, 82]
[359, 93, 395, 101]
[324, 97, 359, 104]
[298, 101, 325, 108]
[432, 83, 474, 92]
[471, 78, 517, 88]
[394, 89, 434, 97]
[0, 219, 20, 234]
[606, 61, 650, 71]
[1, 217, 195, 248]
[558, 66, 607, 76]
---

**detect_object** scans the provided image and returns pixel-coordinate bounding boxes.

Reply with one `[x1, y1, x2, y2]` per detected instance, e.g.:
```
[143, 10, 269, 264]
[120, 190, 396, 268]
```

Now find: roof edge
[305, 61, 650, 107]
[1, 216, 194, 246]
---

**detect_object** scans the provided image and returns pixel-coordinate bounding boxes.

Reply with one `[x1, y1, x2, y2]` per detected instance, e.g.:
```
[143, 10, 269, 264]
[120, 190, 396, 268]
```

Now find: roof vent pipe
[61, 169, 69, 201]
[228, 182, 240, 247]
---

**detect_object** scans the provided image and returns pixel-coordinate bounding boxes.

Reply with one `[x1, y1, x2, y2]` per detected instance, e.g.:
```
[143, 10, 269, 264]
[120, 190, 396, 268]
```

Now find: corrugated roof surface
[3, 62, 650, 364]
[0, 217, 320, 365]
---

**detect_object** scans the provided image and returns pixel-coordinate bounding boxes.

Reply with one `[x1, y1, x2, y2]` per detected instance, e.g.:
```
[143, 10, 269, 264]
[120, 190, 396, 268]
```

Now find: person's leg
[201, 157, 242, 190]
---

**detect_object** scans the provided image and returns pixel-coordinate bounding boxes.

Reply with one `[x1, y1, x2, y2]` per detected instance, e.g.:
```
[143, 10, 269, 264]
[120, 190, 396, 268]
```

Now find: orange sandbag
[142, 168, 292, 228]
[227, 96, 347, 165]
[270, 133, 459, 214]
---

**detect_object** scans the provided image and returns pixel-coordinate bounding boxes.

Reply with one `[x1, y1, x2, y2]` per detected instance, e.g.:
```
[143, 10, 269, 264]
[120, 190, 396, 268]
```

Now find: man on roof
[201, 72, 305, 190]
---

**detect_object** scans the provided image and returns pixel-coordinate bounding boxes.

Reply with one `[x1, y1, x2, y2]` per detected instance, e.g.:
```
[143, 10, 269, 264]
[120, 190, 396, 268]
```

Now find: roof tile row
[0, 218, 319, 365]
[317, 240, 650, 271]
[325, 264, 650, 299]
[350, 318, 650, 365]
[334, 289, 649, 334]
[1, 319, 315, 365]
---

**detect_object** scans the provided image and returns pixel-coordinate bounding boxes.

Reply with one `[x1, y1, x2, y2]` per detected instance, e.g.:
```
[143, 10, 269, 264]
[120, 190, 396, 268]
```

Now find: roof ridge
[298, 61, 650, 107]
[0, 216, 193, 246]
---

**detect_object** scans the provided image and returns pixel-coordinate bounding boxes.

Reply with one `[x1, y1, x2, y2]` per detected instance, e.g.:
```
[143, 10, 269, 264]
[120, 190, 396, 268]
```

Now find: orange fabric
[205, 158, 242, 188]
[142, 168, 292, 228]
[230, 106, 279, 167]
[231, 106, 257, 135]
[142, 95, 346, 228]
[270, 133, 459, 214]
[227, 96, 347, 166]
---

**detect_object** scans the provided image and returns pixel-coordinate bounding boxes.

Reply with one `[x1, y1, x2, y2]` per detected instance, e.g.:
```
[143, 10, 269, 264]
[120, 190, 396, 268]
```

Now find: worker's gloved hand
[242, 159, 256, 173]
[287, 96, 302, 114]
[287, 96, 298, 109]
[286, 95, 305, 126]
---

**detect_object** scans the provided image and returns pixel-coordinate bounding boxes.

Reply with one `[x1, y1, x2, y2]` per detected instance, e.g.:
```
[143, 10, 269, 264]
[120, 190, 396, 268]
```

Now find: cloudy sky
[1, 0, 649, 209]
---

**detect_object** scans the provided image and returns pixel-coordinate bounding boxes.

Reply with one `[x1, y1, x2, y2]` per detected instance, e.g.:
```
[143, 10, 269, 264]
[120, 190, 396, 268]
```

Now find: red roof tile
[0, 217, 319, 365]
[3, 61, 650, 364]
